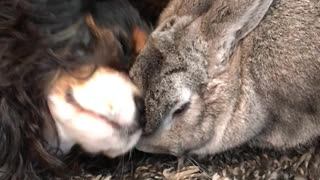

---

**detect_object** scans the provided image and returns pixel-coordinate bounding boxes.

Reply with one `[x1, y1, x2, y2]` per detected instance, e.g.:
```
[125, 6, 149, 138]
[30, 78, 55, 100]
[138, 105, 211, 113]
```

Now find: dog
[0, 0, 149, 179]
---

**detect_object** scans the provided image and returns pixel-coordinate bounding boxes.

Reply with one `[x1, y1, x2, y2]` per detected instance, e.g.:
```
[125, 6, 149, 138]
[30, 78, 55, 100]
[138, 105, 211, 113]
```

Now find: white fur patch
[72, 71, 136, 127]
[47, 69, 141, 156]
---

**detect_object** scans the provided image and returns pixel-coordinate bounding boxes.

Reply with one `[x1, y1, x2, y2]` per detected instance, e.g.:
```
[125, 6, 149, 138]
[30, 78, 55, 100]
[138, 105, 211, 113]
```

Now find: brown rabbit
[130, 0, 320, 156]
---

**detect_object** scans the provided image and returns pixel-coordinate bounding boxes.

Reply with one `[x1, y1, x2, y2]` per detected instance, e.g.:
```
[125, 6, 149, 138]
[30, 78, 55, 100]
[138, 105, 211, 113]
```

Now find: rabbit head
[130, 0, 274, 156]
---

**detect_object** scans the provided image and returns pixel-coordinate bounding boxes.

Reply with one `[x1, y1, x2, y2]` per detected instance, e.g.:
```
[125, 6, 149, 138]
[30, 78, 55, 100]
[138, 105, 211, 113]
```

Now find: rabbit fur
[130, 0, 320, 156]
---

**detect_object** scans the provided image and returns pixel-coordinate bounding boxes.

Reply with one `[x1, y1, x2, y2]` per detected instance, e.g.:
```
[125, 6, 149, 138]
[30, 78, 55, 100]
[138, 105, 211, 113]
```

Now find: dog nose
[134, 95, 146, 127]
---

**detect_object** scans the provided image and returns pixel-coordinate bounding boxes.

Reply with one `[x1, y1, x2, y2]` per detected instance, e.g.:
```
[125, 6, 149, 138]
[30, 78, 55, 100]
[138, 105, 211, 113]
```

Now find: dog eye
[173, 102, 190, 116]
[65, 87, 75, 103]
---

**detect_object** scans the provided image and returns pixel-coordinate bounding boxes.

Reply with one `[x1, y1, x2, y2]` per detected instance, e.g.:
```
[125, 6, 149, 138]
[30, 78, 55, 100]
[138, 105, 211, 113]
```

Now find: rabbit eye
[173, 102, 190, 116]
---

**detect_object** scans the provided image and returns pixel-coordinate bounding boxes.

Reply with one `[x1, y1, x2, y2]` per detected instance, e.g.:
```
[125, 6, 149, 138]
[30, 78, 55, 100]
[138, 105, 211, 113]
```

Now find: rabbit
[129, 0, 320, 157]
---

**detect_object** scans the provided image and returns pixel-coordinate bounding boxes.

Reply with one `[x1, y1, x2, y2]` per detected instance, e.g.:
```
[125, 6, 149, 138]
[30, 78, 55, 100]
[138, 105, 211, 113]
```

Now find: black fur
[0, 0, 150, 179]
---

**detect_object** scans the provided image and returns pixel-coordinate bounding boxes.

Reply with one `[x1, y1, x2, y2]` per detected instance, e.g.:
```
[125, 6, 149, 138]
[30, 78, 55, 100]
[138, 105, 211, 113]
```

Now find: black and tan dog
[0, 0, 154, 179]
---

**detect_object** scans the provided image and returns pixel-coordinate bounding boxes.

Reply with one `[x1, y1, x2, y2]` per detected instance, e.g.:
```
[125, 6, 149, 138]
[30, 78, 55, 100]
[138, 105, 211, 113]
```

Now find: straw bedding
[50, 140, 320, 180]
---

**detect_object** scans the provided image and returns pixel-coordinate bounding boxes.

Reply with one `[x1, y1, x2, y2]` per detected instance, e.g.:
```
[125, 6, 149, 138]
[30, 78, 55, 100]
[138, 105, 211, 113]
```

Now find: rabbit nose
[134, 95, 146, 127]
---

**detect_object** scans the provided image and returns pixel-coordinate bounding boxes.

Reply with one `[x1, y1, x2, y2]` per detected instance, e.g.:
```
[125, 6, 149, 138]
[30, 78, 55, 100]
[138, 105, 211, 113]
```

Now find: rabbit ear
[151, 15, 194, 54]
[206, 0, 273, 66]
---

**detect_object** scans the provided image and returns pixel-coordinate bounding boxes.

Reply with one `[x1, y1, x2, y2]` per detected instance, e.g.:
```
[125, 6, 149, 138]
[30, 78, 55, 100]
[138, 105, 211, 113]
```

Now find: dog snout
[134, 94, 146, 127]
